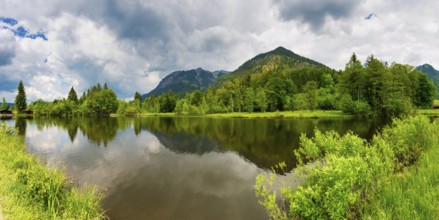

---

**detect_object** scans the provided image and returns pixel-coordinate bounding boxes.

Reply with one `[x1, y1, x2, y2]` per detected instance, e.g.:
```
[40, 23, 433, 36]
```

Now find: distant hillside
[142, 68, 229, 98]
[222, 46, 328, 81]
[416, 64, 439, 97]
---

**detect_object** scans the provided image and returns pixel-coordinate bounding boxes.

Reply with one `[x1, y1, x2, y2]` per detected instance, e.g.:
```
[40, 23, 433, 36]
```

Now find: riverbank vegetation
[255, 115, 438, 219]
[0, 123, 106, 219]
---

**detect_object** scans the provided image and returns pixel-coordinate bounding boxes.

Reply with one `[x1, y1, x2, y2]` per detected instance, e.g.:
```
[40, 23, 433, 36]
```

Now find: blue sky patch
[0, 17, 18, 26]
[0, 16, 47, 40]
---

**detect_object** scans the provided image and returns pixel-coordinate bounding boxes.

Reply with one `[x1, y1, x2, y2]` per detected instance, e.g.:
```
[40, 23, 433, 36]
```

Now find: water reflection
[15, 117, 27, 135]
[136, 117, 383, 170]
[26, 117, 383, 171]
[11, 117, 385, 220]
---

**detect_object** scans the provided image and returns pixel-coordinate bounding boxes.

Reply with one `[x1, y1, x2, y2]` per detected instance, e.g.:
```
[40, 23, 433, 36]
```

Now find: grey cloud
[67, 57, 104, 88]
[0, 77, 18, 91]
[101, 0, 168, 41]
[0, 48, 15, 66]
[274, 0, 360, 31]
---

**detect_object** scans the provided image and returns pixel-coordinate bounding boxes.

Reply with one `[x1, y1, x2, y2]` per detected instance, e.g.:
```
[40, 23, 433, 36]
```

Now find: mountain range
[142, 46, 327, 98]
[142, 46, 438, 99]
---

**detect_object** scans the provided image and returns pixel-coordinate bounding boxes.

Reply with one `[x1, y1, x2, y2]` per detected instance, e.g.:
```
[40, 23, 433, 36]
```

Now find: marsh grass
[0, 122, 106, 219]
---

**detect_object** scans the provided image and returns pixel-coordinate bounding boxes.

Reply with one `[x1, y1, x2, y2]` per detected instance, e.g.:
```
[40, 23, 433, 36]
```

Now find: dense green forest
[135, 53, 437, 117]
[5, 51, 437, 118]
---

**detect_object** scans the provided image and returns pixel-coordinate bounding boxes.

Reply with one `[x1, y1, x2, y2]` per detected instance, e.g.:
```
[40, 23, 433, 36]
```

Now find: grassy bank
[364, 124, 439, 219]
[134, 110, 350, 119]
[256, 116, 439, 219]
[206, 110, 350, 118]
[131, 108, 439, 119]
[417, 108, 439, 116]
[0, 123, 105, 219]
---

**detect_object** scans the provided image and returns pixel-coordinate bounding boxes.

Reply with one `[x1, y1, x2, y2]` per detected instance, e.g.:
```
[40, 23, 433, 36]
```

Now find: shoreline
[118, 109, 439, 119]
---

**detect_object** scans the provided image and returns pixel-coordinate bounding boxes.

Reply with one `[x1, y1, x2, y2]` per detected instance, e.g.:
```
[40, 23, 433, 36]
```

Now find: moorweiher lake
[2, 117, 385, 220]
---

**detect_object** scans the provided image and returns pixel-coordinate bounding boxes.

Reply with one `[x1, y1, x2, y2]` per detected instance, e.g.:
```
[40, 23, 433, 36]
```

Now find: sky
[0, 0, 438, 102]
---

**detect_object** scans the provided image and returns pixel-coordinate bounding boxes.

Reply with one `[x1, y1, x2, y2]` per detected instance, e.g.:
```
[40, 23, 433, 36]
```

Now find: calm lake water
[2, 117, 385, 220]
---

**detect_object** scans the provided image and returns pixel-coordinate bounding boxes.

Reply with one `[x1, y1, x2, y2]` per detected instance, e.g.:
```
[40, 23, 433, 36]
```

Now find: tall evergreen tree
[134, 92, 142, 101]
[68, 87, 78, 102]
[14, 81, 27, 113]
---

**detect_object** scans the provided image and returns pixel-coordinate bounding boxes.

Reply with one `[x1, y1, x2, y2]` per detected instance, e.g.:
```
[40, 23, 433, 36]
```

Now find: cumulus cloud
[0, 0, 438, 102]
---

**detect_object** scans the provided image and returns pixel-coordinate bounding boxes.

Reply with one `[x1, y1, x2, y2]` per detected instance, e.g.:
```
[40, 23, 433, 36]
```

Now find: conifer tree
[14, 81, 27, 113]
[134, 92, 142, 101]
[68, 87, 78, 103]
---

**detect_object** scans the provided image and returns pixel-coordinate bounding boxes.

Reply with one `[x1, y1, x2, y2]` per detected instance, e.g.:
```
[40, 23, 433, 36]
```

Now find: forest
[143, 54, 436, 118]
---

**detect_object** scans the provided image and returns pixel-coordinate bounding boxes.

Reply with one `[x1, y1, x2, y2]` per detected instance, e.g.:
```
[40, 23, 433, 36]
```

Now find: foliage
[255, 115, 438, 219]
[32, 83, 119, 116]
[14, 80, 27, 113]
[0, 123, 106, 219]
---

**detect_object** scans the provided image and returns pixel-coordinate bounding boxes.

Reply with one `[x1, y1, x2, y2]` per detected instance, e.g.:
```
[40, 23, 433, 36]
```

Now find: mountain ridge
[142, 68, 229, 99]
[221, 46, 329, 82]
[142, 46, 329, 98]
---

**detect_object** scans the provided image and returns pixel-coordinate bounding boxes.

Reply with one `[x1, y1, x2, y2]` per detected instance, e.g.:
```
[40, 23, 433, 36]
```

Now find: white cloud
[0, 0, 438, 101]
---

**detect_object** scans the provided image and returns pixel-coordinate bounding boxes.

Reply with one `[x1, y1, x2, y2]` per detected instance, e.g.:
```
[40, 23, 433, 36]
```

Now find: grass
[133, 110, 351, 119]
[0, 123, 106, 219]
[364, 120, 439, 219]
[206, 110, 350, 118]
[417, 108, 439, 116]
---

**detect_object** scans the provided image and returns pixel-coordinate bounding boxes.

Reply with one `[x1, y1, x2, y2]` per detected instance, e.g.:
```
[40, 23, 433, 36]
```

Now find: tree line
[7, 54, 437, 118]
[9, 82, 118, 116]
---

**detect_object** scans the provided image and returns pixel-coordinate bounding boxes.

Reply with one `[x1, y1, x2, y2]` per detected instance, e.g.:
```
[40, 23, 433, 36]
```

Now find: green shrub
[381, 99, 413, 118]
[256, 115, 437, 219]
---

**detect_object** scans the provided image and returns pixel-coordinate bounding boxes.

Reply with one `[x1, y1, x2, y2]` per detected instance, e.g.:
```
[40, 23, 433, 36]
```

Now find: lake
[2, 117, 385, 220]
